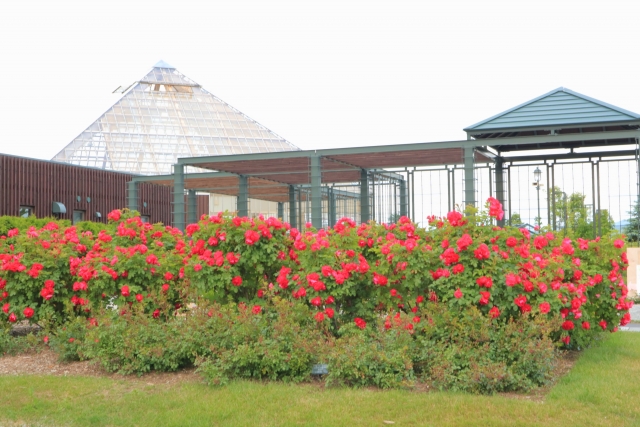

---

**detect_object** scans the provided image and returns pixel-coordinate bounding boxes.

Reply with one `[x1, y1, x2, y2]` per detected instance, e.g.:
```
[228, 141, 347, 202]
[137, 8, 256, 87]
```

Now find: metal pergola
[129, 88, 640, 232]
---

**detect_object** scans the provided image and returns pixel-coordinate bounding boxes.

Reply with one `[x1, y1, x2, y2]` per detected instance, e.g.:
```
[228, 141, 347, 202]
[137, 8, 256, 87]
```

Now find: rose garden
[0, 198, 634, 395]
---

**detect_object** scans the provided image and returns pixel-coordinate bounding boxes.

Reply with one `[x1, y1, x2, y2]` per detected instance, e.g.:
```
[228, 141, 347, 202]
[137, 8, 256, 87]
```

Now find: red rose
[252, 305, 262, 315]
[373, 272, 388, 286]
[315, 312, 325, 322]
[452, 264, 464, 274]
[244, 230, 260, 245]
[479, 291, 490, 305]
[562, 320, 575, 331]
[232, 276, 243, 287]
[23, 307, 34, 318]
[162, 283, 170, 293]
[8, 313, 16, 323]
[107, 210, 121, 221]
[539, 302, 550, 314]
[121, 285, 130, 297]
[354, 317, 366, 329]
[562, 336, 570, 345]
[614, 239, 624, 249]
[489, 306, 500, 318]
[599, 320, 607, 330]
[324, 307, 335, 318]
[447, 211, 463, 226]
[620, 312, 631, 326]
[582, 321, 591, 330]
[2, 303, 9, 313]
[454, 288, 463, 299]
[153, 309, 160, 319]
[474, 244, 491, 260]
[514, 295, 527, 308]
[456, 234, 473, 251]
[310, 296, 322, 306]
[135, 294, 144, 303]
[476, 276, 493, 288]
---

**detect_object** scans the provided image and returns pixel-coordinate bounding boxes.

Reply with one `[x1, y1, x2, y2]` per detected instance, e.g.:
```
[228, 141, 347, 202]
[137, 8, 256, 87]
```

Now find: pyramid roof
[464, 87, 640, 133]
[53, 63, 300, 175]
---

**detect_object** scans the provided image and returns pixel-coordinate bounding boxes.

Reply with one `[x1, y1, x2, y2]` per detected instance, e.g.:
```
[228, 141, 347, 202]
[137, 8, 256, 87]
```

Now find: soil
[0, 348, 201, 387]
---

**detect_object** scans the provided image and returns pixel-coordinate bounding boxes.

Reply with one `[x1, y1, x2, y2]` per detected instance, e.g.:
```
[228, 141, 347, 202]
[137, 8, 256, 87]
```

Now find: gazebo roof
[465, 87, 640, 134]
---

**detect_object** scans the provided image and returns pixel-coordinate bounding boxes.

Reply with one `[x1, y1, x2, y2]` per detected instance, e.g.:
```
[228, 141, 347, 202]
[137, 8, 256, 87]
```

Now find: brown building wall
[0, 154, 208, 226]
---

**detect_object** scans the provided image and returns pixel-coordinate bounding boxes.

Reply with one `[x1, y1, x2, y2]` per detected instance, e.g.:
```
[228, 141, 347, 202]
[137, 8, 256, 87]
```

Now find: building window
[19, 206, 35, 218]
[141, 215, 151, 223]
[73, 210, 85, 224]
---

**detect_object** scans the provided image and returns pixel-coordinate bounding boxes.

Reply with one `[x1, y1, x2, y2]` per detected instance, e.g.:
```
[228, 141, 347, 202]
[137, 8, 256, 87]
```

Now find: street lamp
[533, 167, 542, 226]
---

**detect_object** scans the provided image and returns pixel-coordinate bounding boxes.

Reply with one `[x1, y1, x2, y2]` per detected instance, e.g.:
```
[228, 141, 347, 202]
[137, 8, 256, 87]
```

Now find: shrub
[196, 297, 329, 385]
[411, 303, 559, 393]
[325, 321, 415, 389]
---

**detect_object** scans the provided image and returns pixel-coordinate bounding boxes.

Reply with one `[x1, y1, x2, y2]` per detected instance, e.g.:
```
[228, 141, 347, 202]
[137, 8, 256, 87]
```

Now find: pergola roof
[464, 88, 640, 154]
[465, 87, 640, 133]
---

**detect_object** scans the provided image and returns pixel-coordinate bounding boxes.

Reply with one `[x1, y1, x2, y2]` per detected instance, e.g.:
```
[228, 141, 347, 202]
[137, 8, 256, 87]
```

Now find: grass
[1, 333, 639, 427]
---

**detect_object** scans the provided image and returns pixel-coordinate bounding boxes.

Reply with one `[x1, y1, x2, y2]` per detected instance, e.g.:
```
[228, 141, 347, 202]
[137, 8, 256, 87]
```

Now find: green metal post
[237, 175, 249, 217]
[187, 189, 197, 225]
[399, 178, 408, 217]
[463, 147, 476, 211]
[127, 181, 138, 213]
[360, 169, 370, 223]
[173, 164, 185, 231]
[310, 155, 322, 228]
[288, 185, 297, 228]
[277, 202, 284, 220]
[495, 158, 505, 226]
[329, 187, 337, 227]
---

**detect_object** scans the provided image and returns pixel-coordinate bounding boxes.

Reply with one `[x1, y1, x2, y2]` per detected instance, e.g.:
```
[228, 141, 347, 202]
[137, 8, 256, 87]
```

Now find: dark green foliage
[413, 304, 559, 394]
[325, 323, 415, 389]
[0, 328, 44, 356]
[624, 199, 640, 242]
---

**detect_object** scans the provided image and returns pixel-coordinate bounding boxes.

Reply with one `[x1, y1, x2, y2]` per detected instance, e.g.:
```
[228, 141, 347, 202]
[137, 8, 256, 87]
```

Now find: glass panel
[51, 65, 299, 176]
[73, 210, 85, 225]
[19, 206, 34, 218]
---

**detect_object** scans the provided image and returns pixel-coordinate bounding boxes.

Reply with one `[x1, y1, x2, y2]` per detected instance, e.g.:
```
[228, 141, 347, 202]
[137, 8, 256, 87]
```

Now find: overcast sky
[2, 0, 640, 161]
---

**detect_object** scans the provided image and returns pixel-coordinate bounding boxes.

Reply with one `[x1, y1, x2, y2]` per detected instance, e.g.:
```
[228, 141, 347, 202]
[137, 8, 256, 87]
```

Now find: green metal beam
[399, 178, 408, 217]
[175, 130, 640, 167]
[328, 188, 337, 227]
[187, 190, 197, 225]
[127, 181, 138, 212]
[310, 155, 322, 228]
[237, 175, 249, 217]
[132, 171, 236, 183]
[502, 150, 637, 162]
[494, 159, 505, 226]
[288, 186, 297, 229]
[463, 147, 476, 210]
[277, 202, 284, 220]
[173, 164, 185, 231]
[360, 170, 370, 223]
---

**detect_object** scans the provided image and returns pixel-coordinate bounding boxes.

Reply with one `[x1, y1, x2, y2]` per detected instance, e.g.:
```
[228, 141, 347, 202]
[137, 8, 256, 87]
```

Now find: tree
[624, 199, 640, 242]
[550, 186, 614, 238]
[509, 212, 523, 226]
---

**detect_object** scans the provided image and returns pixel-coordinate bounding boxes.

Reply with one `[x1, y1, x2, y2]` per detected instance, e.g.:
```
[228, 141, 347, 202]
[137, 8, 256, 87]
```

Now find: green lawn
[1, 333, 639, 427]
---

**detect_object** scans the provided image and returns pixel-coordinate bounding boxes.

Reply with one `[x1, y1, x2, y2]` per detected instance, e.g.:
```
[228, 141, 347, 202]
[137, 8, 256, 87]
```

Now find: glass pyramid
[52, 61, 300, 175]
